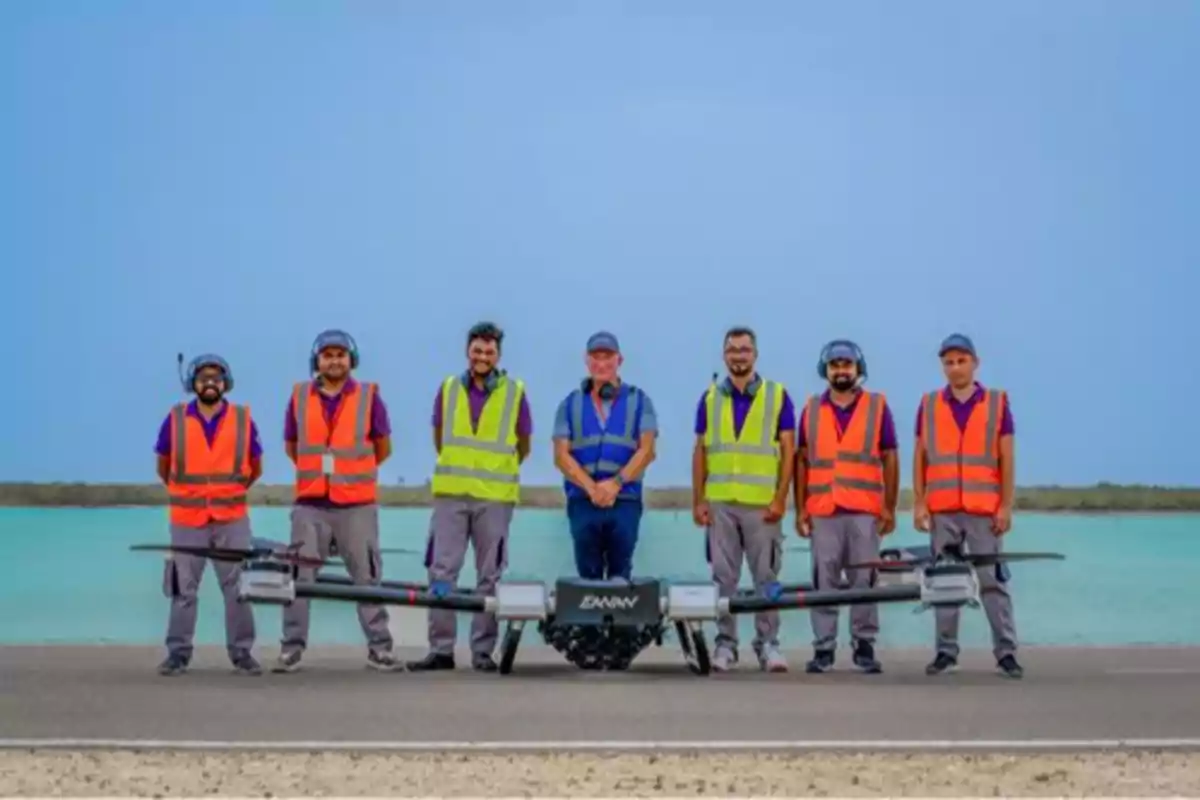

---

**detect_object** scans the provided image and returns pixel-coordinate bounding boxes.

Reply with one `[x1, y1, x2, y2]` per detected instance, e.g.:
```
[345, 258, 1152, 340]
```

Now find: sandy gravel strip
[2, 749, 1200, 797]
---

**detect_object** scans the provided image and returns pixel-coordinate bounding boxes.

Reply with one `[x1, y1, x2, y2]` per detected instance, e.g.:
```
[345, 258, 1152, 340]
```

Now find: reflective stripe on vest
[431, 375, 522, 502]
[922, 388, 1004, 513]
[803, 392, 885, 516]
[703, 380, 782, 505]
[166, 403, 251, 522]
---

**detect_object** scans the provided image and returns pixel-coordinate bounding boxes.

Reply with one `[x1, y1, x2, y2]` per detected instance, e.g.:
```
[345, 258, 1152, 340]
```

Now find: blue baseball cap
[586, 331, 620, 353]
[939, 333, 976, 357]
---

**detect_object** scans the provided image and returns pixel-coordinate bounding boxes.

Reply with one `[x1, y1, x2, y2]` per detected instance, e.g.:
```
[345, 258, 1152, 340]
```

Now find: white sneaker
[759, 644, 788, 673]
[712, 645, 737, 672]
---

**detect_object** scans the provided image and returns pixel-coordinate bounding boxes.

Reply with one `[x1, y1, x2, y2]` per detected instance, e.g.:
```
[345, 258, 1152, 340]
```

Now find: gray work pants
[932, 511, 1018, 660]
[164, 517, 256, 661]
[280, 503, 393, 656]
[705, 501, 783, 652]
[808, 513, 881, 652]
[424, 497, 513, 656]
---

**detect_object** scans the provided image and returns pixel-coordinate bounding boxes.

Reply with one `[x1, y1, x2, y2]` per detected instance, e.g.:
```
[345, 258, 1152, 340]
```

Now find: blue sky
[2, 1, 1196, 487]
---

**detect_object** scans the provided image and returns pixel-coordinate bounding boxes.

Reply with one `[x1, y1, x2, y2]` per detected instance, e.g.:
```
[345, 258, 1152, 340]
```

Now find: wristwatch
[613, 474, 625, 487]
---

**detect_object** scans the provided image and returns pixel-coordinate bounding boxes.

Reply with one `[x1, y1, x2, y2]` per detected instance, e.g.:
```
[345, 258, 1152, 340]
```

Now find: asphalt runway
[2, 643, 1200, 750]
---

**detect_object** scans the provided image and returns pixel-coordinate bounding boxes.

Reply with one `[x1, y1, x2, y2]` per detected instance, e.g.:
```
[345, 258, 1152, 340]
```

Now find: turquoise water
[2, 507, 1198, 649]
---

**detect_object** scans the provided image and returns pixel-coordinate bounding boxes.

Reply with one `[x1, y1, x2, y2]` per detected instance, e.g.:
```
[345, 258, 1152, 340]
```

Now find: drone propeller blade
[846, 551, 1066, 570]
[129, 543, 326, 568]
[960, 552, 1067, 565]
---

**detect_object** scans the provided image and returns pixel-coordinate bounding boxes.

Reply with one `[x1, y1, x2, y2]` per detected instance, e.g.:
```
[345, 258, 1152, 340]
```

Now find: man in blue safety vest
[552, 331, 659, 580]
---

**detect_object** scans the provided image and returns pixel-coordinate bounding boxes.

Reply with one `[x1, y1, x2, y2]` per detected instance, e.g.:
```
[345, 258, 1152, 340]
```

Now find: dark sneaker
[997, 654, 1024, 679]
[925, 652, 958, 675]
[472, 653, 498, 672]
[405, 652, 455, 671]
[853, 641, 883, 674]
[157, 653, 189, 676]
[367, 650, 403, 672]
[272, 650, 303, 673]
[231, 651, 262, 676]
[805, 649, 835, 674]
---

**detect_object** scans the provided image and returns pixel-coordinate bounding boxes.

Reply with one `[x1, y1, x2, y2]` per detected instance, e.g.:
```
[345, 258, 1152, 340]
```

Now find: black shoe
[406, 652, 456, 671]
[852, 641, 883, 674]
[231, 651, 262, 676]
[997, 654, 1024, 679]
[367, 650, 403, 672]
[805, 649, 835, 674]
[925, 652, 958, 675]
[472, 653, 498, 672]
[157, 653, 189, 676]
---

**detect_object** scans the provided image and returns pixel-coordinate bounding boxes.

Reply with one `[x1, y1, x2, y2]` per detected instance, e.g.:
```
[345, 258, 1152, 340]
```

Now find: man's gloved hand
[761, 581, 783, 602]
[429, 579, 453, 599]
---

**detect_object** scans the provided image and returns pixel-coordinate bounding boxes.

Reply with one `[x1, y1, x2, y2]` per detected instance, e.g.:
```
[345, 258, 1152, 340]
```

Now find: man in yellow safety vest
[407, 321, 532, 672]
[692, 326, 796, 673]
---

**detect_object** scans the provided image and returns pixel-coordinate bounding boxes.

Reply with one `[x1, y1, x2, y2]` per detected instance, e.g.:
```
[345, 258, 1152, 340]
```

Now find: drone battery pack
[493, 581, 549, 620]
[237, 561, 296, 605]
[666, 582, 720, 620]
[919, 563, 980, 608]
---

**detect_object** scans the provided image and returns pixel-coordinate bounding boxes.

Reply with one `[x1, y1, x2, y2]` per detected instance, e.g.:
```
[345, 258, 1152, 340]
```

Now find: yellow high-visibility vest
[431, 374, 523, 503]
[703, 379, 784, 506]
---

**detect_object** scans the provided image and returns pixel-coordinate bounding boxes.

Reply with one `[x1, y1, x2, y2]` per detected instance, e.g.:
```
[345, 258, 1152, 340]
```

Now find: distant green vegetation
[1, 481, 1199, 512]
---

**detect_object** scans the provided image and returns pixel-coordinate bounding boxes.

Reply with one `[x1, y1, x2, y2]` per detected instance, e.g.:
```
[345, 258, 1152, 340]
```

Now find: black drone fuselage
[537, 578, 669, 671]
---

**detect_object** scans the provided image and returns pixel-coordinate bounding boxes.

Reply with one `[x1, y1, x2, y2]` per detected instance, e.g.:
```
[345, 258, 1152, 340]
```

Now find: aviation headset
[464, 321, 505, 390]
[712, 372, 763, 396]
[310, 329, 360, 374]
[817, 339, 868, 388]
[581, 378, 620, 400]
[177, 352, 234, 394]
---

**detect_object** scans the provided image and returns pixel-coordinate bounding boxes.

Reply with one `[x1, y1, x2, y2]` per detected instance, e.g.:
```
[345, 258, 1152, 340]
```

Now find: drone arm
[729, 584, 920, 615]
[295, 582, 487, 613]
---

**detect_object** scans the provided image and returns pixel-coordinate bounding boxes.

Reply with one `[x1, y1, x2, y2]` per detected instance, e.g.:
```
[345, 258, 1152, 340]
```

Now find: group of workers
[155, 322, 1021, 680]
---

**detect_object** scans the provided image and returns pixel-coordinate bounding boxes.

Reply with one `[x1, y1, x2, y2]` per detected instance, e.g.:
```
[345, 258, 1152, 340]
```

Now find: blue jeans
[566, 497, 643, 580]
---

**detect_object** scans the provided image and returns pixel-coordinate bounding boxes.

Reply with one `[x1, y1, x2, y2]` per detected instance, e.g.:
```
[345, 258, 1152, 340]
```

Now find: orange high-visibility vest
[920, 388, 1005, 515]
[166, 403, 253, 527]
[802, 392, 886, 517]
[293, 381, 379, 504]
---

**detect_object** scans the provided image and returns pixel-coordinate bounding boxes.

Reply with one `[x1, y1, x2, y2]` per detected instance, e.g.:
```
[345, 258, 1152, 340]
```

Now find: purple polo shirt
[693, 382, 796, 440]
[914, 382, 1015, 438]
[155, 400, 263, 458]
[796, 390, 898, 450]
[283, 378, 391, 443]
[431, 379, 533, 436]
[284, 379, 391, 509]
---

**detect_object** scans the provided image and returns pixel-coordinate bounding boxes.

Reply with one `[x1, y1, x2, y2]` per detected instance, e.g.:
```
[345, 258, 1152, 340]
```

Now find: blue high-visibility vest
[564, 383, 645, 502]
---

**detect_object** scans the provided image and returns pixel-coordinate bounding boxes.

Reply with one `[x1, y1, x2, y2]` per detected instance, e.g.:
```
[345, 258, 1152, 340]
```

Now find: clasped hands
[588, 478, 622, 508]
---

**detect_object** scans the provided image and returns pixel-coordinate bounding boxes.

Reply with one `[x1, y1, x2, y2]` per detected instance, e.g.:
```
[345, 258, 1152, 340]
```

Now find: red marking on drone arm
[407, 589, 416, 604]
[792, 591, 806, 608]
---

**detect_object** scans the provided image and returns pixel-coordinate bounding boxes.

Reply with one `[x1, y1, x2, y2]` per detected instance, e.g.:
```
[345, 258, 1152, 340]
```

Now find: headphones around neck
[581, 378, 621, 400]
[464, 368, 506, 392]
[178, 353, 233, 394]
[310, 329, 360, 375]
[816, 339, 868, 388]
[714, 372, 762, 396]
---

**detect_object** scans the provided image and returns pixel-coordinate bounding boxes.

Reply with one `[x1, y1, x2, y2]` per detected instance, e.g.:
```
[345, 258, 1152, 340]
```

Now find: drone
[131, 537, 1064, 676]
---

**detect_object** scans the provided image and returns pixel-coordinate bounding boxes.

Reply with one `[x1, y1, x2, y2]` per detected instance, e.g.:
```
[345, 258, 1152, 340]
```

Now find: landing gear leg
[499, 620, 524, 675]
[675, 620, 712, 676]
